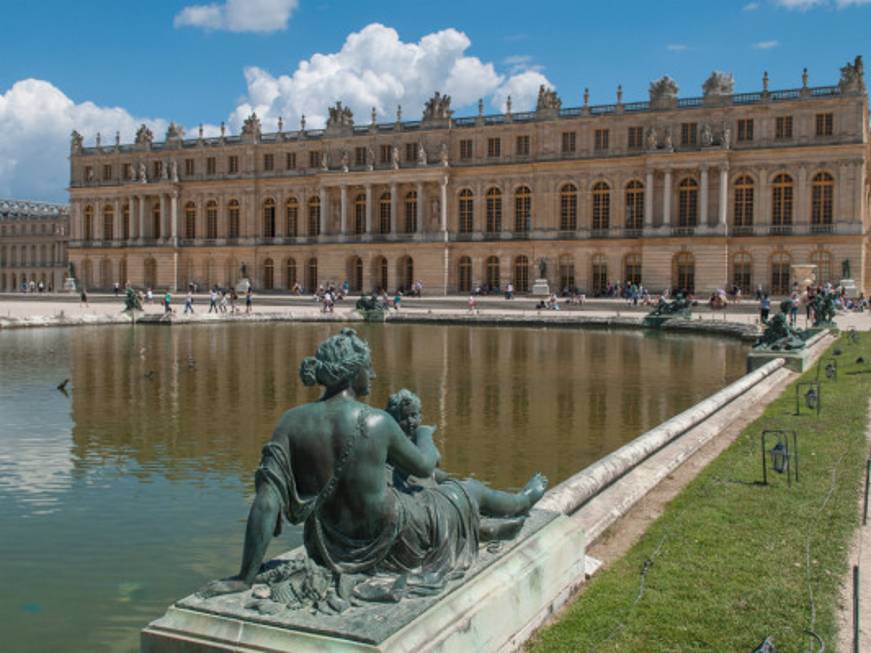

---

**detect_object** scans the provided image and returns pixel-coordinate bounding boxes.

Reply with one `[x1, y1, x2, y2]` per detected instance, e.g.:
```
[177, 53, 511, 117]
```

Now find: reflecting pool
[0, 323, 747, 652]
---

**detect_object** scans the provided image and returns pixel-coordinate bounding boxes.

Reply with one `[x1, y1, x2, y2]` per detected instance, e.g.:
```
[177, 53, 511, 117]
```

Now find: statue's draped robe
[254, 416, 479, 593]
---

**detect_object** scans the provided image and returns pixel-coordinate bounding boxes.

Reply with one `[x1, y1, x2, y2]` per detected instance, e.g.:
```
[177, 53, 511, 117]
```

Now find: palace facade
[67, 59, 870, 296]
[0, 199, 70, 292]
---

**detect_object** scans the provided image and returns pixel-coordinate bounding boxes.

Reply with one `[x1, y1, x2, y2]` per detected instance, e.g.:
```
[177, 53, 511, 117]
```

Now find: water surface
[0, 323, 747, 652]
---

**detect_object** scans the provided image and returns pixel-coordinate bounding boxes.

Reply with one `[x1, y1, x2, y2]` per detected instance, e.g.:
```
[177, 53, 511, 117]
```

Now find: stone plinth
[63, 277, 77, 293]
[531, 279, 550, 296]
[141, 509, 587, 653]
[840, 279, 859, 298]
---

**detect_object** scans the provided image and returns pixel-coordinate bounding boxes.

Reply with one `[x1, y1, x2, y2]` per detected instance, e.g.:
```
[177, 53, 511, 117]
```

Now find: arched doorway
[591, 255, 608, 295]
[100, 259, 112, 288]
[306, 258, 318, 292]
[144, 258, 157, 289]
[286, 258, 297, 290]
[371, 256, 388, 292]
[396, 256, 413, 292]
[558, 255, 575, 292]
[770, 252, 791, 295]
[513, 255, 530, 293]
[262, 258, 274, 290]
[348, 256, 363, 292]
[485, 256, 500, 290]
[458, 256, 472, 293]
[673, 252, 695, 294]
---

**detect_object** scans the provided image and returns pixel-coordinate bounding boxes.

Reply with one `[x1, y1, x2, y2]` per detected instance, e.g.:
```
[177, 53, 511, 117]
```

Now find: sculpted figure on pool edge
[200, 328, 547, 604]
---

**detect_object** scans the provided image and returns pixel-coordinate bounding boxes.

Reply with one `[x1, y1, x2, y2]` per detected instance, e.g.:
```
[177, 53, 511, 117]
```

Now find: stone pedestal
[839, 279, 859, 298]
[531, 279, 550, 296]
[235, 278, 251, 294]
[62, 277, 77, 293]
[141, 510, 588, 653]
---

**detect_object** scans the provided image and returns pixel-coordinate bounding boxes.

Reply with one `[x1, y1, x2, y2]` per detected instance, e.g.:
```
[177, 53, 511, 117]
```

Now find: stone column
[662, 168, 672, 227]
[390, 182, 398, 234]
[440, 176, 448, 233]
[757, 170, 769, 228]
[718, 165, 729, 229]
[339, 185, 348, 237]
[644, 170, 654, 227]
[160, 194, 168, 240]
[416, 182, 425, 233]
[319, 187, 328, 236]
[699, 165, 709, 227]
[126, 198, 134, 239]
[797, 166, 808, 229]
[138, 195, 146, 240]
[113, 199, 121, 242]
[365, 184, 373, 234]
[170, 192, 178, 242]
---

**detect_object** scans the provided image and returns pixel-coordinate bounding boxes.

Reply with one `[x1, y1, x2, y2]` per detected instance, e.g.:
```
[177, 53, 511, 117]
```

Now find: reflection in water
[0, 324, 746, 652]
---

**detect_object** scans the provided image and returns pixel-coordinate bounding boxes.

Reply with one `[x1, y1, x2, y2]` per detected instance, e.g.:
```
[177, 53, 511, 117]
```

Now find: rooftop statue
[536, 85, 562, 112]
[166, 122, 185, 142]
[135, 124, 154, 148]
[755, 300, 807, 351]
[702, 71, 734, 97]
[199, 329, 547, 611]
[70, 130, 83, 154]
[422, 92, 452, 122]
[839, 55, 865, 94]
[649, 76, 679, 110]
[326, 101, 354, 130]
[242, 112, 262, 142]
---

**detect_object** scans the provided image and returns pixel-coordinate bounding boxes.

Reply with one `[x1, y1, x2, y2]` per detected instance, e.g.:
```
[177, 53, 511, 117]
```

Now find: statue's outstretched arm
[386, 422, 440, 478]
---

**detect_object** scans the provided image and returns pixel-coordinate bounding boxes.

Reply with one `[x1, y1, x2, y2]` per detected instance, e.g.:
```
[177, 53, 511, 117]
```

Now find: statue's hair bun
[299, 356, 319, 386]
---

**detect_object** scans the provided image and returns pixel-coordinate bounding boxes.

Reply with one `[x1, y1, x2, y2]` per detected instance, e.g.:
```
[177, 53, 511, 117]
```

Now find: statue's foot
[521, 473, 548, 509]
[480, 516, 525, 542]
[197, 577, 251, 599]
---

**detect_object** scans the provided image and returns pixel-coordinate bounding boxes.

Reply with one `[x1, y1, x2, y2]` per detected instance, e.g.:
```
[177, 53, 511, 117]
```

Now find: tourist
[220, 291, 228, 313]
[230, 289, 238, 313]
[789, 291, 800, 327]
[245, 287, 253, 314]
[393, 290, 402, 310]
[184, 290, 194, 314]
[414, 280, 423, 297]
[209, 288, 218, 313]
[468, 294, 477, 312]
[164, 291, 172, 314]
[506, 282, 514, 300]
[113, 282, 120, 297]
[146, 288, 153, 304]
[79, 287, 89, 308]
[759, 293, 770, 323]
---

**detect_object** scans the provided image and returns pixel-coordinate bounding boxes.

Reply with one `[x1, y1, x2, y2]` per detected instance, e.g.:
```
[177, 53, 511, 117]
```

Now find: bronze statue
[813, 291, 838, 328]
[754, 300, 806, 351]
[200, 329, 546, 610]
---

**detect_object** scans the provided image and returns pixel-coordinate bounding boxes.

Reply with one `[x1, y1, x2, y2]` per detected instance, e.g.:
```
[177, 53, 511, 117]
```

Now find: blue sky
[1, 0, 869, 201]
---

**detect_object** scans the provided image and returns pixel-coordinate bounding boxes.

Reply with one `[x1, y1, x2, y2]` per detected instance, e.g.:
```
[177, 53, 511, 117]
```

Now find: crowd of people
[756, 282, 867, 326]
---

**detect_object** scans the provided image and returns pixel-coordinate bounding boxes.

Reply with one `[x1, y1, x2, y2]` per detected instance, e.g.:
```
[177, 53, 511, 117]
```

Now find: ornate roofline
[0, 198, 70, 219]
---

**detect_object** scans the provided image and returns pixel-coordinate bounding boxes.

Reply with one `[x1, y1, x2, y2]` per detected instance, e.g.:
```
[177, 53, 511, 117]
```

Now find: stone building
[67, 58, 870, 296]
[0, 199, 70, 292]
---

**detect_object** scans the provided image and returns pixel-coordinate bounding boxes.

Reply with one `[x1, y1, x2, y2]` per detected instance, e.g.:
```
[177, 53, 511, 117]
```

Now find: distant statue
[326, 101, 354, 131]
[198, 329, 547, 610]
[242, 112, 262, 142]
[170, 159, 179, 182]
[700, 123, 714, 147]
[662, 127, 673, 151]
[537, 258, 547, 278]
[813, 291, 838, 328]
[535, 85, 562, 112]
[135, 124, 154, 148]
[755, 300, 807, 350]
[702, 71, 734, 97]
[417, 143, 426, 166]
[321, 150, 328, 171]
[643, 292, 691, 327]
[166, 122, 185, 142]
[839, 55, 865, 94]
[841, 258, 851, 279]
[649, 76, 679, 109]
[161, 161, 170, 181]
[440, 142, 449, 167]
[122, 286, 143, 315]
[645, 127, 658, 151]
[355, 294, 386, 322]
[70, 130, 83, 154]
[721, 125, 732, 150]
[391, 145, 400, 170]
[138, 161, 147, 183]
[422, 92, 452, 122]
[341, 150, 349, 173]
[366, 146, 375, 171]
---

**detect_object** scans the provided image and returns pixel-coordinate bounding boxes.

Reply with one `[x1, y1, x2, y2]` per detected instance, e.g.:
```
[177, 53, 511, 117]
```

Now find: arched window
[485, 255, 500, 289]
[263, 198, 276, 238]
[771, 174, 793, 226]
[206, 201, 218, 239]
[513, 255, 530, 292]
[372, 256, 388, 292]
[625, 181, 644, 230]
[458, 189, 474, 233]
[591, 254, 608, 295]
[732, 253, 752, 294]
[404, 191, 417, 233]
[558, 255, 575, 291]
[592, 182, 610, 230]
[103, 205, 114, 241]
[122, 203, 130, 240]
[624, 253, 642, 286]
[673, 252, 695, 293]
[348, 256, 363, 292]
[514, 186, 531, 232]
[286, 197, 298, 237]
[458, 256, 472, 292]
[262, 258, 274, 290]
[83, 205, 94, 241]
[486, 188, 502, 233]
[678, 178, 698, 227]
[118, 258, 127, 286]
[151, 203, 161, 239]
[228, 200, 240, 238]
[308, 197, 321, 236]
[770, 252, 791, 294]
[811, 172, 834, 226]
[354, 194, 366, 235]
[560, 184, 577, 231]
[184, 202, 196, 239]
[397, 256, 414, 291]
[379, 192, 391, 234]
[734, 175, 754, 228]
[285, 258, 297, 290]
[306, 257, 318, 291]
[810, 250, 832, 284]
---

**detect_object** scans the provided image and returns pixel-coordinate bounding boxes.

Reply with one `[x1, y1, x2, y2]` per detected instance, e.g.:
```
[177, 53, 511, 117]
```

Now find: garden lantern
[825, 362, 835, 379]
[805, 386, 818, 410]
[795, 381, 821, 416]
[760, 430, 799, 486]
[770, 441, 788, 474]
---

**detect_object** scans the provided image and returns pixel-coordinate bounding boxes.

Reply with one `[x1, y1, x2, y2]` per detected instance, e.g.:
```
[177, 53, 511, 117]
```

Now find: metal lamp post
[761, 430, 799, 486]
[795, 381, 822, 416]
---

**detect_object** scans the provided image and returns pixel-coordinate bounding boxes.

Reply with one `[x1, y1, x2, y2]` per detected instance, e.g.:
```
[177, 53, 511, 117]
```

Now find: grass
[529, 332, 871, 653]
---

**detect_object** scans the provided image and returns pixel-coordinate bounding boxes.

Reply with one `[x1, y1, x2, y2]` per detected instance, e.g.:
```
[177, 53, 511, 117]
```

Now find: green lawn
[530, 332, 870, 653]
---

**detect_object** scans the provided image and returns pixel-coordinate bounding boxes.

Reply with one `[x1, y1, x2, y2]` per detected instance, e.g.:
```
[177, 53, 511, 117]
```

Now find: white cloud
[174, 0, 298, 33]
[743, 2, 760, 9]
[753, 40, 780, 48]
[227, 23, 553, 131]
[666, 43, 688, 52]
[773, 0, 871, 8]
[0, 79, 169, 201]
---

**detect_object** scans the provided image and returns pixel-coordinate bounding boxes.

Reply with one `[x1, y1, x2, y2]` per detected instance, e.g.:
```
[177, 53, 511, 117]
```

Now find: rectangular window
[487, 137, 501, 158]
[285, 152, 296, 170]
[184, 158, 195, 176]
[815, 112, 833, 137]
[405, 143, 416, 162]
[122, 163, 132, 180]
[263, 153, 274, 171]
[206, 157, 216, 175]
[228, 156, 239, 174]
[680, 122, 697, 146]
[737, 119, 754, 142]
[775, 116, 793, 140]
[459, 139, 473, 160]
[309, 151, 320, 168]
[102, 164, 112, 181]
[380, 145, 392, 164]
[627, 126, 643, 150]
[516, 135, 530, 156]
[354, 147, 366, 166]
[594, 129, 609, 151]
[561, 131, 576, 153]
